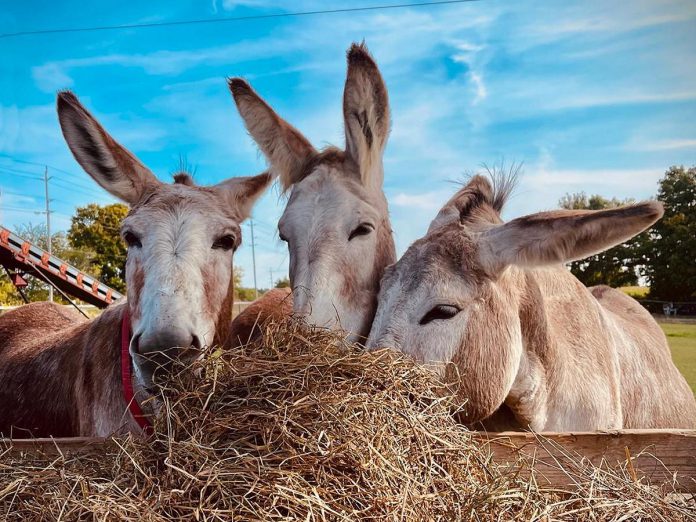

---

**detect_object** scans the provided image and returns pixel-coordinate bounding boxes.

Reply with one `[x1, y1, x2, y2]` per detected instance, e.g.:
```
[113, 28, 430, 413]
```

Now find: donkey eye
[348, 223, 374, 241]
[123, 231, 142, 248]
[212, 234, 237, 251]
[419, 305, 461, 325]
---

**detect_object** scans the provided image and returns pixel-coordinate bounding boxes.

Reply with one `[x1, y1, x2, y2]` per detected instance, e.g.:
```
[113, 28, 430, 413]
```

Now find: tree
[640, 166, 696, 300]
[68, 203, 129, 292]
[274, 277, 290, 288]
[559, 192, 640, 288]
[0, 277, 24, 306]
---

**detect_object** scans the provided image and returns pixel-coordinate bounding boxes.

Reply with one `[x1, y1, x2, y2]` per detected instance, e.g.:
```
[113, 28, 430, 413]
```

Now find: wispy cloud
[391, 190, 449, 212]
[643, 139, 696, 151]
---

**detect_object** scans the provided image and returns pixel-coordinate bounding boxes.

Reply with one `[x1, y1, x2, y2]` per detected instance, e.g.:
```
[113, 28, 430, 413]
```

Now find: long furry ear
[477, 201, 664, 275]
[57, 91, 160, 205]
[216, 171, 273, 221]
[228, 78, 316, 191]
[343, 43, 390, 194]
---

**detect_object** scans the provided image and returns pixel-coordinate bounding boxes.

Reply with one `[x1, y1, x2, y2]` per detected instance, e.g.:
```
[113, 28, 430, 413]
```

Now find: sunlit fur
[367, 175, 696, 430]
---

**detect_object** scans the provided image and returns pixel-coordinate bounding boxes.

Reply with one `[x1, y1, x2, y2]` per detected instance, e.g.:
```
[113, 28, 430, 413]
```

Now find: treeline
[561, 165, 695, 302]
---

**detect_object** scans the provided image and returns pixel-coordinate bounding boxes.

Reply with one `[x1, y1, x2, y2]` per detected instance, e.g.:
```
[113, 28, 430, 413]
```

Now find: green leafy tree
[640, 166, 696, 300]
[68, 203, 129, 292]
[559, 192, 640, 288]
[274, 277, 290, 288]
[0, 277, 24, 306]
[232, 266, 253, 301]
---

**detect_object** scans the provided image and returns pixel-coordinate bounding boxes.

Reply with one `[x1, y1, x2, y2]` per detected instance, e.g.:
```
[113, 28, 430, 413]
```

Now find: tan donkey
[228, 43, 395, 344]
[367, 176, 696, 430]
[0, 91, 271, 437]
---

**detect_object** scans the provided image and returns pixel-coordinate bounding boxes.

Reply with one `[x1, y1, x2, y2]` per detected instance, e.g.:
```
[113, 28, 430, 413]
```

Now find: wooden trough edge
[2, 430, 695, 493]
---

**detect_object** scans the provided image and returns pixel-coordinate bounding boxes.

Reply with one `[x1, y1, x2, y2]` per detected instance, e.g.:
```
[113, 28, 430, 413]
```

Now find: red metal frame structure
[0, 226, 123, 308]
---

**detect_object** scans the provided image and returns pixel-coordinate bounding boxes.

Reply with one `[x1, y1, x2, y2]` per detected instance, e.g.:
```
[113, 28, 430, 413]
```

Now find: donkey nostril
[191, 335, 202, 350]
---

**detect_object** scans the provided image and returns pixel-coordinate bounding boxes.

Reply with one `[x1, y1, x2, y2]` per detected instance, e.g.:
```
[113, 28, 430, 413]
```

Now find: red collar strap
[121, 309, 153, 435]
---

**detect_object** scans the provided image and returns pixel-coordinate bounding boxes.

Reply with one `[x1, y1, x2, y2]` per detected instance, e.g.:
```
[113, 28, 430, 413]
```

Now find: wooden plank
[472, 429, 696, 493]
[1, 437, 109, 457]
[2, 430, 695, 492]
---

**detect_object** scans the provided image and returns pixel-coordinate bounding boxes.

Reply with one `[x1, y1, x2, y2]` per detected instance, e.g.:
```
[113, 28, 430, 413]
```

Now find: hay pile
[1, 322, 693, 521]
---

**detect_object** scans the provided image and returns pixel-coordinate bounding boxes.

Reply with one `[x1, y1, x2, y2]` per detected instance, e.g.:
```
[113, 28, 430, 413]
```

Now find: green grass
[662, 322, 696, 394]
[619, 286, 650, 298]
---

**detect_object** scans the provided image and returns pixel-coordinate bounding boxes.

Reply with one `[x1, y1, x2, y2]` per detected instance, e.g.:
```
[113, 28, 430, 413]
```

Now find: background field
[662, 322, 696, 393]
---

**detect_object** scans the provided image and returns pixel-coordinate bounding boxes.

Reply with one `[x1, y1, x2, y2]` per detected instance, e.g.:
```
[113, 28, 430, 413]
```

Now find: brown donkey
[228, 43, 395, 343]
[0, 91, 271, 437]
[367, 176, 696, 430]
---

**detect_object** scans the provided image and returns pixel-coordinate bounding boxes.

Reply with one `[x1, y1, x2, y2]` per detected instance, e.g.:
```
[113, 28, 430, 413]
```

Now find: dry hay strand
[1, 320, 694, 521]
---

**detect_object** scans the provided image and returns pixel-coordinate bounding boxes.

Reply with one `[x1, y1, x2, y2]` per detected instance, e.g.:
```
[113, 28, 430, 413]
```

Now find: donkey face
[229, 43, 395, 341]
[57, 91, 271, 386]
[367, 176, 663, 422]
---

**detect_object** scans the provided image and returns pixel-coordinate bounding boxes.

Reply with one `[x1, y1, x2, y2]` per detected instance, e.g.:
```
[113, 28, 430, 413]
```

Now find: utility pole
[249, 218, 258, 300]
[269, 268, 274, 288]
[44, 166, 53, 302]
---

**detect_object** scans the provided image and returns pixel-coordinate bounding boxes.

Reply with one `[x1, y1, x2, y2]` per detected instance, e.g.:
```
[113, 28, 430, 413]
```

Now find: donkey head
[228, 43, 395, 341]
[366, 175, 663, 422]
[57, 91, 271, 386]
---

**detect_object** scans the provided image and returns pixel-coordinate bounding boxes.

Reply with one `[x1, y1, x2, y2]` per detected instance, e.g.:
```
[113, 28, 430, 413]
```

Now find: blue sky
[1, 0, 695, 288]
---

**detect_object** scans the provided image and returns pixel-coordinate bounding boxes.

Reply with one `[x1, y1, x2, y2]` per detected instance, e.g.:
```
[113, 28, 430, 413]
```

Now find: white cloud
[391, 190, 449, 212]
[221, 0, 274, 9]
[30, 36, 307, 91]
[31, 63, 74, 92]
[643, 139, 696, 151]
[470, 72, 487, 105]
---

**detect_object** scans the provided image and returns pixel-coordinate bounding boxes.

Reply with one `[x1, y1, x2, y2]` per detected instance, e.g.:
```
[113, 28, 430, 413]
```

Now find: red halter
[121, 309, 153, 434]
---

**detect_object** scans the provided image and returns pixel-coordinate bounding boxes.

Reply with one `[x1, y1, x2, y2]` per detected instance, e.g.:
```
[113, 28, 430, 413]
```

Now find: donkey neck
[76, 302, 149, 435]
[212, 275, 235, 347]
[506, 266, 623, 430]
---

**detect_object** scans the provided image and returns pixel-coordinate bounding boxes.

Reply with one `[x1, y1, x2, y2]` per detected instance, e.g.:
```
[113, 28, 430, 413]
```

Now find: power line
[2, 206, 44, 214]
[1, 168, 106, 198]
[51, 179, 107, 198]
[50, 175, 106, 195]
[0, 154, 81, 180]
[0, 168, 44, 181]
[0, 1, 480, 40]
[0, 189, 42, 199]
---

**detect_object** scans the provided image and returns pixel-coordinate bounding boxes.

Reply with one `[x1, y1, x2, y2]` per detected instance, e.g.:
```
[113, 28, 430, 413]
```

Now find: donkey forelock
[428, 166, 519, 234]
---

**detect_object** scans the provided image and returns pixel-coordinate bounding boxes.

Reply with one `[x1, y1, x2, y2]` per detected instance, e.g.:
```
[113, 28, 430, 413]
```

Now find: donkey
[0, 91, 271, 437]
[366, 176, 696, 431]
[227, 43, 395, 343]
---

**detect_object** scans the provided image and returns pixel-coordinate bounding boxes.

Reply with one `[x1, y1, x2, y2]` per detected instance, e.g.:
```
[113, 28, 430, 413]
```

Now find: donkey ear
[56, 91, 160, 205]
[216, 171, 273, 221]
[477, 201, 664, 275]
[343, 43, 390, 193]
[427, 176, 495, 233]
[228, 78, 316, 191]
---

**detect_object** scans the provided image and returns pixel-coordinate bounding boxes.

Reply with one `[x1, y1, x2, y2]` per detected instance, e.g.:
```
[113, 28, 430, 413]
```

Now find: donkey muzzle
[132, 327, 202, 380]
